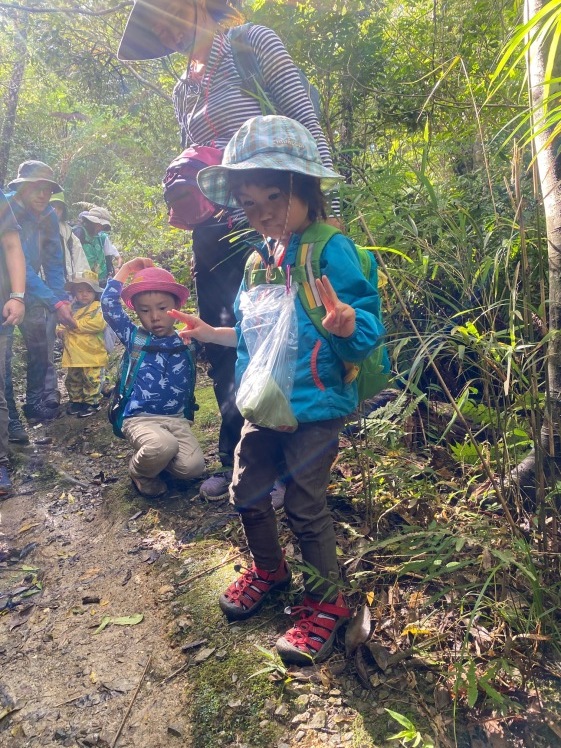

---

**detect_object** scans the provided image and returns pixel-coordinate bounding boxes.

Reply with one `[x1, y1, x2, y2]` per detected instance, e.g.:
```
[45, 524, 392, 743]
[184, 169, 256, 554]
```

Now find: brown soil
[0, 412, 204, 747]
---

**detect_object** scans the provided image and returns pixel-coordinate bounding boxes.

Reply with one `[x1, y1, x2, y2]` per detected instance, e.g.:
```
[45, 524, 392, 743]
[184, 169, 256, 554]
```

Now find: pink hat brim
[121, 280, 190, 310]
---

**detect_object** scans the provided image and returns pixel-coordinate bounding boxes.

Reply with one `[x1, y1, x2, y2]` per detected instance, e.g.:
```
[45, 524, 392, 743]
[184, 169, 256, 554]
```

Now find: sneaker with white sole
[77, 403, 101, 418]
[199, 471, 232, 501]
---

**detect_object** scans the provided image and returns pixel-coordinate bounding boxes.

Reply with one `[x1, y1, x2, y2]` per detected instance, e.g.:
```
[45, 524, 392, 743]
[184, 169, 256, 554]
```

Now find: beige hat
[65, 271, 103, 294]
[79, 206, 112, 230]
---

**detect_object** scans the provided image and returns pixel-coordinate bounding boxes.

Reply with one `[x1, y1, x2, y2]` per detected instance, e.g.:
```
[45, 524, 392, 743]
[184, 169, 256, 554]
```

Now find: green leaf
[94, 613, 144, 634]
[20, 588, 41, 598]
[385, 708, 416, 731]
[467, 661, 478, 708]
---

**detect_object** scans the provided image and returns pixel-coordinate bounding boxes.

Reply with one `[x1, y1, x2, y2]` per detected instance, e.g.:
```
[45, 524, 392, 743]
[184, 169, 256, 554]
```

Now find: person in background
[117, 0, 338, 504]
[4, 161, 75, 432]
[0, 189, 26, 497]
[74, 206, 122, 285]
[170, 115, 385, 665]
[50, 193, 90, 280]
[57, 272, 108, 418]
[101, 258, 205, 498]
[42, 192, 92, 410]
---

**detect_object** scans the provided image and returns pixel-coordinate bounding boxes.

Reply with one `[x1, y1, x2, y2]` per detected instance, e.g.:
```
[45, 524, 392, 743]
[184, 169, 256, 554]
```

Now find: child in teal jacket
[171, 116, 385, 666]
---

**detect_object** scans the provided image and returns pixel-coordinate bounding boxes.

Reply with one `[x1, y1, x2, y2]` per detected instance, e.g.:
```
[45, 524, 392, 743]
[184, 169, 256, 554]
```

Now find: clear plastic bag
[236, 283, 299, 432]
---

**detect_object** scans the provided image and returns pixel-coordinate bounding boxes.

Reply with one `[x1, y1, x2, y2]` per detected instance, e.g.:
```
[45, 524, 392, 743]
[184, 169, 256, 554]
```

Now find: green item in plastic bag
[238, 374, 297, 432]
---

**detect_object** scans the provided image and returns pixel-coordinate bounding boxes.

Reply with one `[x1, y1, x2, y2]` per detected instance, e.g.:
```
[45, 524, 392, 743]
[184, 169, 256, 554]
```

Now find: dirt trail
[0, 414, 204, 747]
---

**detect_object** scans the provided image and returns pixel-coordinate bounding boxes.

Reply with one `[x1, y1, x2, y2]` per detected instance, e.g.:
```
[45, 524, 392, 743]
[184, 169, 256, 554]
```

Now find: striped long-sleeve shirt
[173, 24, 338, 216]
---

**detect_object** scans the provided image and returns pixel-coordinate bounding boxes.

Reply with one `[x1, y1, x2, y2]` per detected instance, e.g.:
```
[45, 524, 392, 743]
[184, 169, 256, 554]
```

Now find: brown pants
[231, 417, 343, 598]
[122, 414, 205, 481]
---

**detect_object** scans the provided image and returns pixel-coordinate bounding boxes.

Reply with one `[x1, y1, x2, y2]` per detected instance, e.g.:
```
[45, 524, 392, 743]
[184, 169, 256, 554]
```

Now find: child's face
[73, 284, 96, 305]
[132, 291, 177, 337]
[83, 219, 103, 236]
[234, 182, 311, 239]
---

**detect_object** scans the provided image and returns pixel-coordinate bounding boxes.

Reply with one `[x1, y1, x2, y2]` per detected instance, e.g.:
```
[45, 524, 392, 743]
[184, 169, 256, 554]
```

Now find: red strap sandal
[219, 557, 291, 621]
[276, 592, 351, 665]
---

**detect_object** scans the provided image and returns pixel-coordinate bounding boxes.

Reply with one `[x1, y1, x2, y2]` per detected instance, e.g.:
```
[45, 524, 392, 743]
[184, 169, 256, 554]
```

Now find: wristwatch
[10, 292, 25, 301]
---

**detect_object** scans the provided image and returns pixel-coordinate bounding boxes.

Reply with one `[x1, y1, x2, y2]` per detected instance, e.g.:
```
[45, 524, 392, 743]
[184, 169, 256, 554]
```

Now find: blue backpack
[229, 24, 321, 117]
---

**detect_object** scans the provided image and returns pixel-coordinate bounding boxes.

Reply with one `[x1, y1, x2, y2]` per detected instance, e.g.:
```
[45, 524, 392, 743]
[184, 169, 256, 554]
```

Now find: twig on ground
[110, 655, 151, 748]
[56, 470, 89, 489]
[177, 552, 241, 588]
[159, 657, 191, 686]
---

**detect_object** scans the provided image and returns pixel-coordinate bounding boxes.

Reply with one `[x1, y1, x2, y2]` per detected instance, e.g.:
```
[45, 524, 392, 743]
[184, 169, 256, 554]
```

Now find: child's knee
[169, 446, 205, 479]
[126, 427, 179, 464]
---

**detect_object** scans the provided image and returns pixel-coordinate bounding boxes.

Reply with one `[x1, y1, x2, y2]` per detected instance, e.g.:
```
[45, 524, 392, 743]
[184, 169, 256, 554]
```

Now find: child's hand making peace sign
[316, 276, 356, 338]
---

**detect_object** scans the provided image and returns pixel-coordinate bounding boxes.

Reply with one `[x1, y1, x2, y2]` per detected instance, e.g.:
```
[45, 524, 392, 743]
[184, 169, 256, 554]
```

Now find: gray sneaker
[199, 471, 232, 501]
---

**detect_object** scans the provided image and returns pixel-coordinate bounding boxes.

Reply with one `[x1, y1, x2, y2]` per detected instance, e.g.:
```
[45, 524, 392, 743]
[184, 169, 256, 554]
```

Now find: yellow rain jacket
[60, 300, 109, 368]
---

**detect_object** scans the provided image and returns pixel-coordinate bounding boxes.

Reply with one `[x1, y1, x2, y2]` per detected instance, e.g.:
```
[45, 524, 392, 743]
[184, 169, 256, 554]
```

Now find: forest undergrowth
[330, 386, 561, 746]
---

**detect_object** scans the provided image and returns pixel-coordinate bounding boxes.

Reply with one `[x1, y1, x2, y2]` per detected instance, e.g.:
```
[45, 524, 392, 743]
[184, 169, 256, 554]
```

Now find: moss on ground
[174, 546, 286, 748]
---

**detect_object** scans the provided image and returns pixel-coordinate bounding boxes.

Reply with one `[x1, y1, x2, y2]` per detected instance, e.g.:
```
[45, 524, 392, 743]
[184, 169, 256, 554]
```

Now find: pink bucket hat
[120, 267, 190, 310]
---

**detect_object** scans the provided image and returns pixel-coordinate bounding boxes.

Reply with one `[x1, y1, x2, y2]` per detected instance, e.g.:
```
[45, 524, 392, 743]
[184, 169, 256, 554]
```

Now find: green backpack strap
[243, 249, 288, 288]
[295, 223, 391, 399]
[122, 328, 151, 398]
[295, 222, 341, 337]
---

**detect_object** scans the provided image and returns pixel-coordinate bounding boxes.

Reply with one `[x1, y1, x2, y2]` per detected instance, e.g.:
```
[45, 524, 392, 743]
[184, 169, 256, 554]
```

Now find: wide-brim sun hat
[79, 206, 112, 230]
[118, 0, 181, 60]
[7, 160, 62, 193]
[121, 266, 190, 310]
[197, 115, 343, 208]
[117, 0, 240, 61]
[65, 272, 103, 294]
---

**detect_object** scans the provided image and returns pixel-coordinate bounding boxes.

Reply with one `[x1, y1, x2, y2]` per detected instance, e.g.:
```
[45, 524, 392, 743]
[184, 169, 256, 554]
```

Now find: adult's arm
[37, 211, 69, 309]
[2, 230, 26, 326]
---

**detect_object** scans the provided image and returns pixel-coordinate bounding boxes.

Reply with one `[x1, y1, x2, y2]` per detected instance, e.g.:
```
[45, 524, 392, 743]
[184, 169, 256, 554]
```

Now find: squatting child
[101, 260, 205, 498]
[58, 272, 108, 418]
[170, 115, 386, 665]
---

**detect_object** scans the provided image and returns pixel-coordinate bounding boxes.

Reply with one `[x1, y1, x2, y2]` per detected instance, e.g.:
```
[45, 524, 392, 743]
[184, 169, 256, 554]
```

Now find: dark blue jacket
[8, 195, 67, 311]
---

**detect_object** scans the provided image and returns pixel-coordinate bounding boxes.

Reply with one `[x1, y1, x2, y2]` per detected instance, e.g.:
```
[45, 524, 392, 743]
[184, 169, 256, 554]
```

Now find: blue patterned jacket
[101, 280, 195, 420]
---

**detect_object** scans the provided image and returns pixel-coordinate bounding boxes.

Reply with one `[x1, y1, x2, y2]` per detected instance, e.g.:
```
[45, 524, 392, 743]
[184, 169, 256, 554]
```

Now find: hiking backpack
[229, 24, 321, 118]
[163, 145, 224, 231]
[108, 328, 197, 439]
[244, 223, 391, 402]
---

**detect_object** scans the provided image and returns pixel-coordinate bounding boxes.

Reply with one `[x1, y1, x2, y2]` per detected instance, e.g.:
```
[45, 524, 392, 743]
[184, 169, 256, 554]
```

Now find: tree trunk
[0, 10, 29, 187]
[509, 0, 561, 501]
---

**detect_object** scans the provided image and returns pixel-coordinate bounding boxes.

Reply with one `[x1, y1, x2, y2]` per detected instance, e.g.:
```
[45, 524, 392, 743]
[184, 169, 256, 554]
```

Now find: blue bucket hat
[197, 115, 343, 208]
